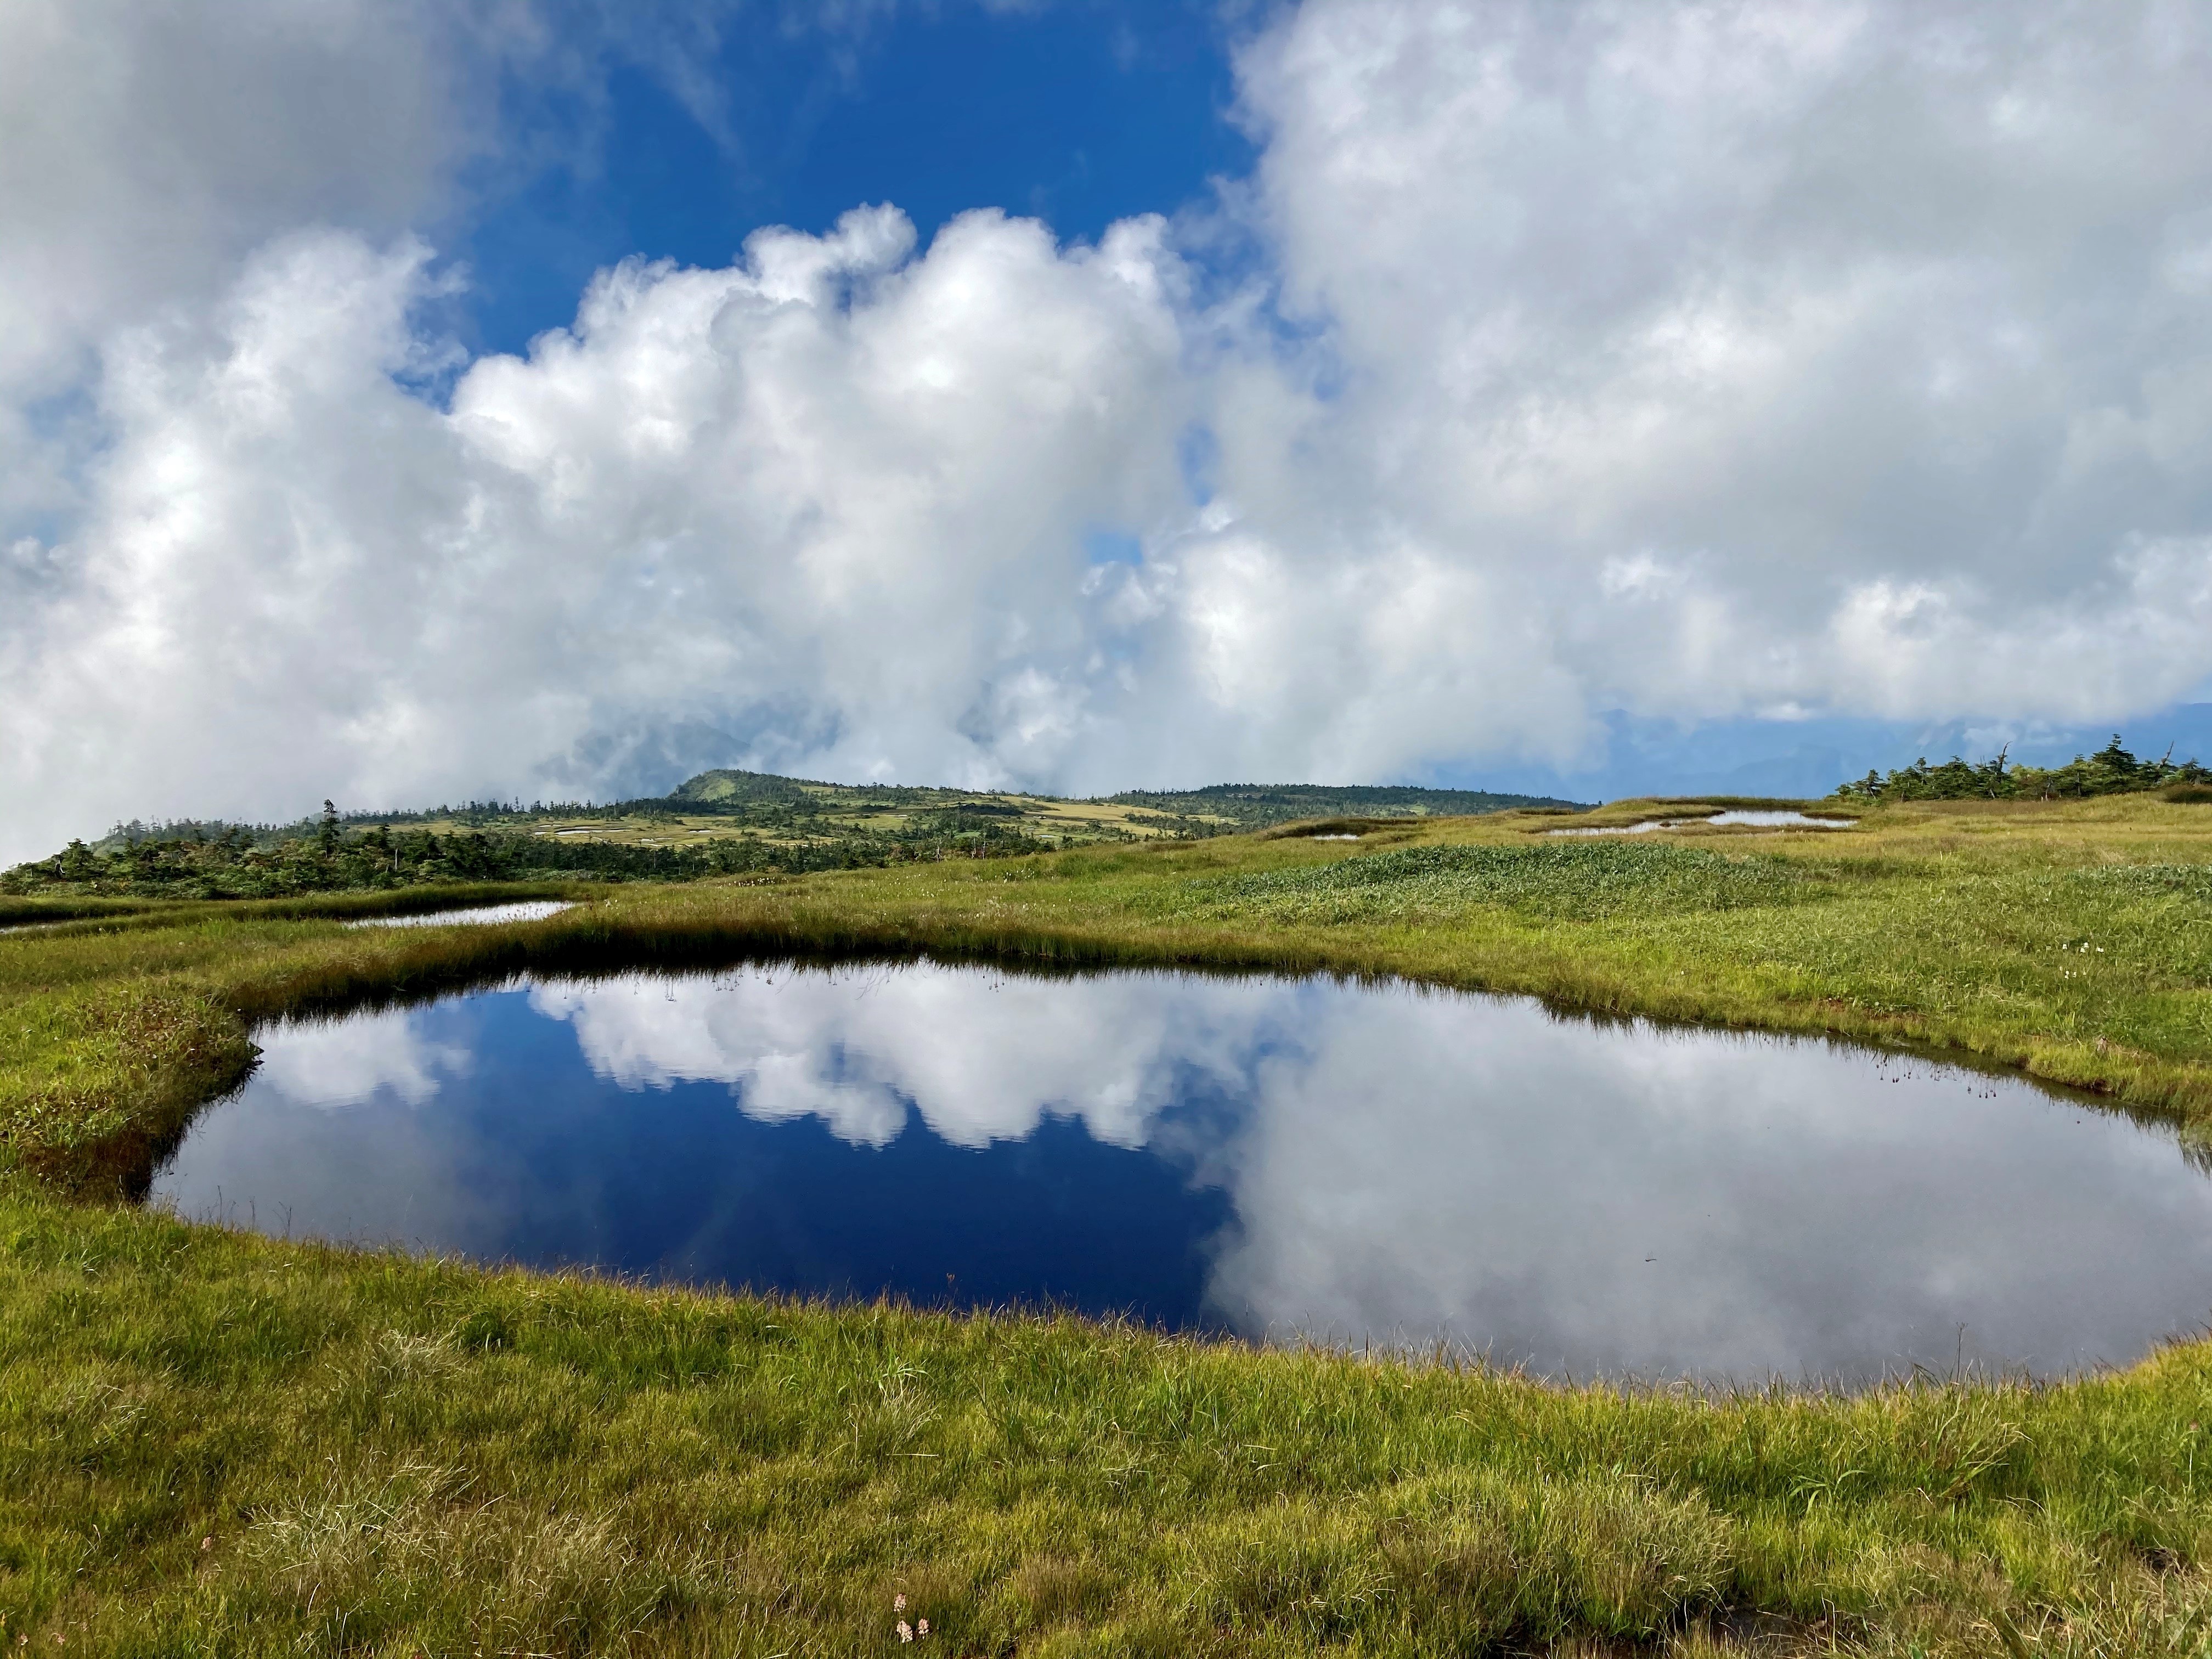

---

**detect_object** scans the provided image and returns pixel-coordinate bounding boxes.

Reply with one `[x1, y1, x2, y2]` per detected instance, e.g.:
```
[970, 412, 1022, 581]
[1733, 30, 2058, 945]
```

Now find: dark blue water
[154, 961, 2212, 1382]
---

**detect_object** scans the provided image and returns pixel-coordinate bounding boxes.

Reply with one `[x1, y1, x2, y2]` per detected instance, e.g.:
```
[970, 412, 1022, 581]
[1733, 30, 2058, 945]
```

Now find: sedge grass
[5, 1186, 2211, 1657]
[2, 794, 2211, 1651]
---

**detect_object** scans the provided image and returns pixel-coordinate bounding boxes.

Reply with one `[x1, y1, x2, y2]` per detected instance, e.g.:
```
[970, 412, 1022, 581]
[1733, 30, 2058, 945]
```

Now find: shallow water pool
[345, 900, 574, 929]
[1549, 810, 1854, 836]
[154, 960, 2212, 1383]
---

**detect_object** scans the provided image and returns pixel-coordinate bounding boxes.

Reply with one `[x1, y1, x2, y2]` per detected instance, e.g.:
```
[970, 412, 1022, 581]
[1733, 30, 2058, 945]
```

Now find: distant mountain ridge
[16, 769, 1582, 899]
[1099, 780, 1582, 825]
[666, 769, 1583, 828]
[667, 769, 819, 808]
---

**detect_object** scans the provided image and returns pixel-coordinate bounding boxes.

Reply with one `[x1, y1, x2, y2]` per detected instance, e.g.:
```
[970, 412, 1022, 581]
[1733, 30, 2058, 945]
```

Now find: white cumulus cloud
[5, 0, 2212, 856]
[1219, 0, 2212, 738]
[1, 207, 1191, 857]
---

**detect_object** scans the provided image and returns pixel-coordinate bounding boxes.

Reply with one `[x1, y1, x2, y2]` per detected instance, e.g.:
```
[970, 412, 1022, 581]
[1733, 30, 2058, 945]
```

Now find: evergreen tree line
[1834, 736, 2212, 803]
[4, 800, 1056, 900]
[93, 798, 619, 853]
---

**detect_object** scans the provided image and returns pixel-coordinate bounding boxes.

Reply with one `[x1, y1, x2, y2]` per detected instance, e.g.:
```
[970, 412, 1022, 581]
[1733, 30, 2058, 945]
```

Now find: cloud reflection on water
[246, 1011, 473, 1109]
[526, 967, 1289, 1150]
[160, 961, 2212, 1381]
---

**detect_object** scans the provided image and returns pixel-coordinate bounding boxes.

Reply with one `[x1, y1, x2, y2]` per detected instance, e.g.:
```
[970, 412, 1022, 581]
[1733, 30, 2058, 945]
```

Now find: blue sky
[3, 0, 2210, 849]
[455, 3, 1252, 359]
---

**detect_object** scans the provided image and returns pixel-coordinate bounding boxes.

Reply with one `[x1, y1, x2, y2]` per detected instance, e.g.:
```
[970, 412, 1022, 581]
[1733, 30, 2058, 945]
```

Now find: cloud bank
[5, 0, 2212, 856]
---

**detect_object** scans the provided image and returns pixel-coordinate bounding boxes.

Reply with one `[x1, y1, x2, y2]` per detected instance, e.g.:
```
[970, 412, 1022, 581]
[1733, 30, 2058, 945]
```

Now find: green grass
[0, 894, 183, 926]
[7, 1187, 2211, 1657]
[1185, 842, 1830, 923]
[3, 794, 2212, 1651]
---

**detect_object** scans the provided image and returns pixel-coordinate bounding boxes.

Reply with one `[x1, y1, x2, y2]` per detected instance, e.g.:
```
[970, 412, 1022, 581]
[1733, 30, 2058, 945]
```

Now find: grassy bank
[6, 1184, 2209, 1657]
[3, 794, 2211, 1651]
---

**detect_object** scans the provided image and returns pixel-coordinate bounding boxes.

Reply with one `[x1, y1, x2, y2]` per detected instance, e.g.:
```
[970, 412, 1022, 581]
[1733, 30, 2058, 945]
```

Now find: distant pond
[154, 960, 2212, 1384]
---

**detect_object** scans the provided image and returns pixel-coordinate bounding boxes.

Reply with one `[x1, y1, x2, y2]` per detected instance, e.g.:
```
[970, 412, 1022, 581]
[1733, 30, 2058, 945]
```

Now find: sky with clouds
[4, 0, 2210, 856]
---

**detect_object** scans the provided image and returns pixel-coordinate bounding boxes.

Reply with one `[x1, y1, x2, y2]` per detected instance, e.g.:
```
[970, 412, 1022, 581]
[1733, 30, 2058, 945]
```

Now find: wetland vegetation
[4, 789, 2212, 1653]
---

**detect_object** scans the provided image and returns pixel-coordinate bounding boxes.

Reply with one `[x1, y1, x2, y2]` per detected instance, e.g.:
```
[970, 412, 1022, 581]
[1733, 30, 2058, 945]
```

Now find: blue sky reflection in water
[154, 962, 2212, 1384]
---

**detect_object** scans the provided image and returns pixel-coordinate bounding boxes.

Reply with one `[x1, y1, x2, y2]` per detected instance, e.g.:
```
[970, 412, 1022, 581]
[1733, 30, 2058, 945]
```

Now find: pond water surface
[1548, 811, 1855, 836]
[154, 961, 2212, 1384]
[346, 900, 575, 929]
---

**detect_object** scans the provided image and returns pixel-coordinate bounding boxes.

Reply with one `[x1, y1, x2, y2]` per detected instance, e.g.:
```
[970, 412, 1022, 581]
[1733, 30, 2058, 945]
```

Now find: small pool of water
[153, 961, 2212, 1383]
[346, 901, 574, 929]
[1709, 810, 1856, 828]
[1550, 810, 1855, 836]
